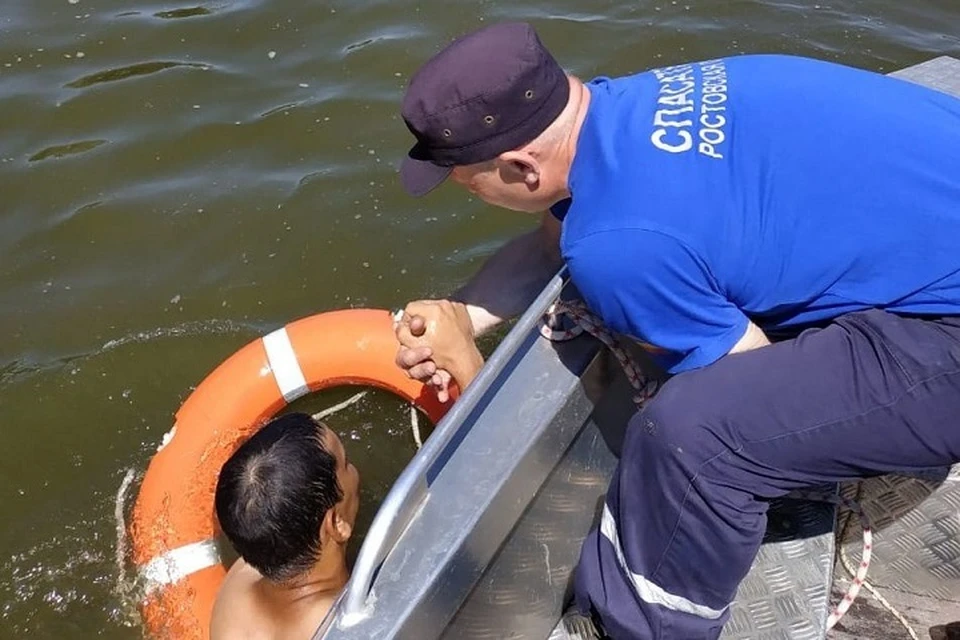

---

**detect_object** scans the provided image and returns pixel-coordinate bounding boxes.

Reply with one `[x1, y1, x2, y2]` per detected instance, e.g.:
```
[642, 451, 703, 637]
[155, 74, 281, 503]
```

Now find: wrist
[449, 299, 477, 338]
[448, 345, 484, 390]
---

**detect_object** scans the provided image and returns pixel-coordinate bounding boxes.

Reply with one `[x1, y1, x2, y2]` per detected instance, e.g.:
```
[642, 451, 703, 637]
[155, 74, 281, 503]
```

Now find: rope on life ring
[129, 308, 454, 640]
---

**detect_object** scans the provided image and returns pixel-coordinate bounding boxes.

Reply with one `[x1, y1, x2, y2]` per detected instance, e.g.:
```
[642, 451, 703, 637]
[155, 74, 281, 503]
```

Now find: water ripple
[154, 6, 213, 20]
[28, 139, 107, 163]
[341, 25, 429, 59]
[0, 320, 261, 391]
[66, 61, 210, 89]
[259, 101, 301, 118]
[0, 521, 125, 634]
[0, 360, 35, 388]
[99, 319, 260, 352]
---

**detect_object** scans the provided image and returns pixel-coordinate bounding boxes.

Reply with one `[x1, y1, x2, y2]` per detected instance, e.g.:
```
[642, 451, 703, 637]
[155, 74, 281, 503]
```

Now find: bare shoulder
[210, 560, 343, 640]
[210, 560, 264, 640]
[289, 594, 338, 639]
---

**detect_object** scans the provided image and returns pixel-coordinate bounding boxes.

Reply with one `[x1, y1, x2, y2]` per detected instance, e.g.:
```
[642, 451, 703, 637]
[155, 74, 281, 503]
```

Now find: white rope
[312, 390, 424, 449]
[410, 406, 423, 449]
[838, 544, 919, 639]
[312, 391, 368, 421]
[835, 485, 920, 640]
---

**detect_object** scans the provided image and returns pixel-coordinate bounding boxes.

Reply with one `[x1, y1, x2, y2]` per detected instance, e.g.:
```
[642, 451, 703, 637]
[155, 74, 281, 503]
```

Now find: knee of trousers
[631, 370, 741, 472]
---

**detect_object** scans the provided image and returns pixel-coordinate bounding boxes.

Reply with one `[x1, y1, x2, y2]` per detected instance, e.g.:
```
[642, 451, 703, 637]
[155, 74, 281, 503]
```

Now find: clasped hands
[393, 300, 484, 403]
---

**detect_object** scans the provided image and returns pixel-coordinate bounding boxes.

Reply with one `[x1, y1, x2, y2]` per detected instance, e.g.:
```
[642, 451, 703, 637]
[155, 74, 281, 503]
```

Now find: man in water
[209, 318, 484, 639]
[210, 413, 359, 639]
[394, 21, 960, 639]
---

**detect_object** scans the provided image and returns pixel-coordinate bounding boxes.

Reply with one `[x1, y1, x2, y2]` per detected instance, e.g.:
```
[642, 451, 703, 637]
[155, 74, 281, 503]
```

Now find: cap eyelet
[483, 115, 495, 125]
[524, 89, 535, 99]
[442, 128, 452, 138]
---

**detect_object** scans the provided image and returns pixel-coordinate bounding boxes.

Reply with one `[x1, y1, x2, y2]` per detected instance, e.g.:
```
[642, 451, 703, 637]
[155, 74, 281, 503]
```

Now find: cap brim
[400, 155, 453, 197]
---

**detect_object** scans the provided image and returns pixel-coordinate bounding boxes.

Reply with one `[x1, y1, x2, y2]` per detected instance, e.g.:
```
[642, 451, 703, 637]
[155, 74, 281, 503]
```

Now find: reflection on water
[0, 0, 957, 636]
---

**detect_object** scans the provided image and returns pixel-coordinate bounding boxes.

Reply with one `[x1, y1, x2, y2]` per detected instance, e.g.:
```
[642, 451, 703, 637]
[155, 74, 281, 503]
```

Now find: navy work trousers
[573, 309, 960, 639]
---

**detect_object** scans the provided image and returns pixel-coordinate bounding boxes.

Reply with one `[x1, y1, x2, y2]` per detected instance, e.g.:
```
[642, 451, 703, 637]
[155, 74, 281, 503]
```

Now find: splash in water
[100, 319, 258, 352]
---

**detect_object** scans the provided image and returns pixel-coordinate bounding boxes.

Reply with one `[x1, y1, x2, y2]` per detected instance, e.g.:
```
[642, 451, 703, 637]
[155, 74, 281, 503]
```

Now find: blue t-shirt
[554, 54, 960, 374]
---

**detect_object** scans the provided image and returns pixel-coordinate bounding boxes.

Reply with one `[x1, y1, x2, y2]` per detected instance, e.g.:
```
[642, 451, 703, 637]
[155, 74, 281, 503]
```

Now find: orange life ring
[129, 308, 453, 639]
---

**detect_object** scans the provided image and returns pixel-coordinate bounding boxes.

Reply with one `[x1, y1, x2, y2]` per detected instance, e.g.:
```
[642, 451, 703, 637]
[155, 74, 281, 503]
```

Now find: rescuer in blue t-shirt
[393, 22, 960, 639]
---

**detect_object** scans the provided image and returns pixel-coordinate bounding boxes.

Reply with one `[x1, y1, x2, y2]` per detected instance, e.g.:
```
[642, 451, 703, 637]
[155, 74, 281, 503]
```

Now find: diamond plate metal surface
[721, 497, 837, 640]
[720, 467, 960, 640]
[548, 610, 601, 640]
[837, 467, 960, 602]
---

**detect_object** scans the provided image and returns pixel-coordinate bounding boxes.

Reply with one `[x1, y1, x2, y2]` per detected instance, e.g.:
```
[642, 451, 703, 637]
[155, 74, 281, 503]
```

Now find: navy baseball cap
[400, 22, 570, 196]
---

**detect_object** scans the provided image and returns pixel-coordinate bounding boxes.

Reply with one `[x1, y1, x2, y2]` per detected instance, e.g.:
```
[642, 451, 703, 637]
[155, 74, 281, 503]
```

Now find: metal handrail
[336, 271, 566, 624]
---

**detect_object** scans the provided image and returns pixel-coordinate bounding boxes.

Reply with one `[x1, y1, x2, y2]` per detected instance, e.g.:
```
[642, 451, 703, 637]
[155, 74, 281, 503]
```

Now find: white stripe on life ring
[140, 538, 221, 596]
[262, 327, 309, 403]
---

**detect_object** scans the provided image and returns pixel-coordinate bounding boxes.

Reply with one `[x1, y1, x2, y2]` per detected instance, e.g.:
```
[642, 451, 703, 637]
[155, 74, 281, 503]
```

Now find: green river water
[0, 1, 957, 637]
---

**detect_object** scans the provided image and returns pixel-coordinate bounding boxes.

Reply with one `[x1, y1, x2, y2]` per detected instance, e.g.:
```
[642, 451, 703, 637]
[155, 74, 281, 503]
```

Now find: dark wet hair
[215, 412, 343, 583]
